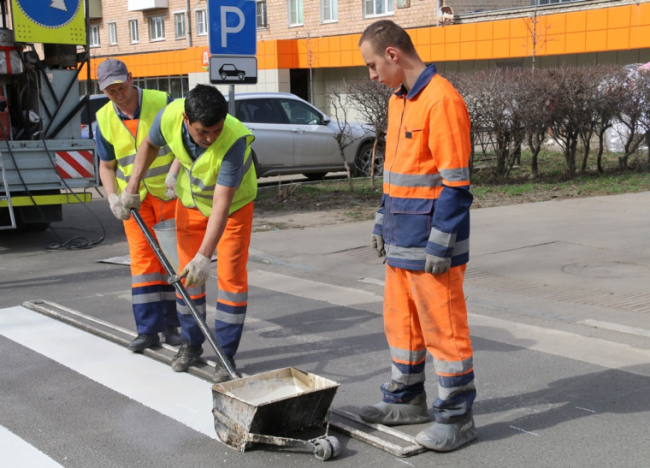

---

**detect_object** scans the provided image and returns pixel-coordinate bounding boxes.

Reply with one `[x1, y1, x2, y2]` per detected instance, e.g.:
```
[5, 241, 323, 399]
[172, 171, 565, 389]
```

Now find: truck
[0, 0, 99, 231]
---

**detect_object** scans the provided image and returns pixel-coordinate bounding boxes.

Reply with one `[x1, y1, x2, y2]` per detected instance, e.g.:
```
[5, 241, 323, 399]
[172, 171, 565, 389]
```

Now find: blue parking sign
[208, 0, 256, 56]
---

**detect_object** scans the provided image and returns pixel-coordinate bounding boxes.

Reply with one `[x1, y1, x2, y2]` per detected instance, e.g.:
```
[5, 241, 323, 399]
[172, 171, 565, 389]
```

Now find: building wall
[80, 0, 650, 119]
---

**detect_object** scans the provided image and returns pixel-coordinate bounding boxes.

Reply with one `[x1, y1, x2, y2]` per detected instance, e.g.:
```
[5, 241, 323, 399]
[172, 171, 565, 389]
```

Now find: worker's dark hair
[184, 84, 228, 126]
[359, 20, 416, 57]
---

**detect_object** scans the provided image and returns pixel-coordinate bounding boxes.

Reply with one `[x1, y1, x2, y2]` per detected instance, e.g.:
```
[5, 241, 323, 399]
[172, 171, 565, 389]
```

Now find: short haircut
[184, 84, 228, 127]
[359, 20, 416, 57]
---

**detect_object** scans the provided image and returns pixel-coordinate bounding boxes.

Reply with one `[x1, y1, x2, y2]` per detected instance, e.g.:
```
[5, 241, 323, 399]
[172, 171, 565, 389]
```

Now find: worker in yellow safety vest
[96, 59, 182, 352]
[113, 84, 257, 383]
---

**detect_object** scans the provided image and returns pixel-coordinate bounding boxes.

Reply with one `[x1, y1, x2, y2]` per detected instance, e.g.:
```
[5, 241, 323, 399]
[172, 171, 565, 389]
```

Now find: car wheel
[221, 73, 227, 80]
[354, 142, 384, 177]
[303, 172, 327, 181]
[237, 72, 245, 80]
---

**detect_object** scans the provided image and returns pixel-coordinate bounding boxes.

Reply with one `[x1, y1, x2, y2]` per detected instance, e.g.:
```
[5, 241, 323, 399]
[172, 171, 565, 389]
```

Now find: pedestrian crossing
[3, 269, 650, 466]
[0, 305, 222, 467]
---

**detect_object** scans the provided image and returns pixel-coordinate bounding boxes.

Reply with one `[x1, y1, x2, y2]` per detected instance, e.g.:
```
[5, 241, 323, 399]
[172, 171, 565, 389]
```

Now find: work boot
[163, 327, 183, 346]
[415, 413, 478, 452]
[171, 342, 203, 372]
[213, 356, 240, 383]
[359, 392, 429, 426]
[127, 333, 160, 352]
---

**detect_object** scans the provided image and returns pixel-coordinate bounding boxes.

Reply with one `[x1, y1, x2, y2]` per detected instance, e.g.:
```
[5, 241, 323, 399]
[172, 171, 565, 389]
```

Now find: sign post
[207, 0, 258, 114]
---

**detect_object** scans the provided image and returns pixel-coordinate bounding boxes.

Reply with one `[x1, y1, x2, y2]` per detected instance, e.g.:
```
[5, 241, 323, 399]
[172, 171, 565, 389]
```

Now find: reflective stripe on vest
[159, 99, 256, 217]
[96, 89, 174, 201]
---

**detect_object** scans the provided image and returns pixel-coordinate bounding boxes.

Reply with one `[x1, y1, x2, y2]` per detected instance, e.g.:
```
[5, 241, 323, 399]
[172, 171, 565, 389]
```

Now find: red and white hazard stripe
[55, 151, 95, 179]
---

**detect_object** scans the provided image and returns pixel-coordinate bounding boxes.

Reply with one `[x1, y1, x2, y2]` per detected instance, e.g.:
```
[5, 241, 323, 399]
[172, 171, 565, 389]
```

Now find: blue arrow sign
[15, 0, 81, 28]
[208, 0, 257, 56]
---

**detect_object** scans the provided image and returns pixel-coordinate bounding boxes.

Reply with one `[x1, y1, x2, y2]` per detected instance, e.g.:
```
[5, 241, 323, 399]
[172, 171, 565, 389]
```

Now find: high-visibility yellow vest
[96, 88, 174, 201]
[159, 99, 256, 216]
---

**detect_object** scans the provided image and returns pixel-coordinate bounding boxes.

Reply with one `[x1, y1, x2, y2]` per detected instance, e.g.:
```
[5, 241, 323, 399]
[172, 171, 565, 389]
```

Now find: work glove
[425, 253, 451, 275]
[165, 172, 178, 199]
[108, 193, 130, 220]
[114, 191, 141, 220]
[371, 233, 385, 257]
[179, 253, 212, 287]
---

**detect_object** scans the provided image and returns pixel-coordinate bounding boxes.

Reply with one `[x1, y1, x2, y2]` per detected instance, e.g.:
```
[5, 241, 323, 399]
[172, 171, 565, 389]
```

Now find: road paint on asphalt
[249, 269, 383, 307]
[0, 306, 217, 439]
[249, 270, 650, 376]
[579, 319, 650, 338]
[0, 424, 64, 468]
[469, 314, 650, 376]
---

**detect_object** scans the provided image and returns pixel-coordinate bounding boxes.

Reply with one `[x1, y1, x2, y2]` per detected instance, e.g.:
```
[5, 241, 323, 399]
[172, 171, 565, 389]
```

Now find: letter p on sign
[208, 0, 257, 56]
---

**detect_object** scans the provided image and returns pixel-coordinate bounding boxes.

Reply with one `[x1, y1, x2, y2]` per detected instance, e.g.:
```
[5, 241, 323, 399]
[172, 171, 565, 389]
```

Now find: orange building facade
[80, 0, 650, 112]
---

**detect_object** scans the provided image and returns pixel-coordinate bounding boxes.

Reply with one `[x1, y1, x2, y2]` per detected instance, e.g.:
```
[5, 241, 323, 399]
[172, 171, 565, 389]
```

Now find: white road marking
[575, 407, 597, 413]
[0, 306, 217, 440]
[249, 270, 382, 307]
[249, 270, 650, 375]
[579, 319, 650, 338]
[509, 426, 539, 436]
[470, 314, 650, 376]
[0, 424, 64, 467]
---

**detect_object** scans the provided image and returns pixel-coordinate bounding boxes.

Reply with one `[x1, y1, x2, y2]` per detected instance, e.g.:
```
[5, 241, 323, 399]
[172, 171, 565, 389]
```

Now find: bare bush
[342, 79, 391, 187]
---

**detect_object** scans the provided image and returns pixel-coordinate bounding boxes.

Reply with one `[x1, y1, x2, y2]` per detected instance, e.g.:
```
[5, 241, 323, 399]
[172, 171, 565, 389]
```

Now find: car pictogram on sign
[219, 64, 246, 81]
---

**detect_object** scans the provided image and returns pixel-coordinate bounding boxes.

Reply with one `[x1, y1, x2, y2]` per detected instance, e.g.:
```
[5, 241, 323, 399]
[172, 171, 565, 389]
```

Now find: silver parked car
[227, 92, 384, 179]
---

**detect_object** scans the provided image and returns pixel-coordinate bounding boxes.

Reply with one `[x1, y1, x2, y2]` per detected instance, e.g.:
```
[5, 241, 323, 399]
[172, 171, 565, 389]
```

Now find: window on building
[89, 24, 100, 47]
[257, 0, 267, 28]
[129, 20, 139, 43]
[108, 22, 118, 45]
[364, 0, 394, 17]
[289, 0, 303, 26]
[322, 0, 337, 22]
[196, 9, 207, 35]
[149, 16, 165, 41]
[174, 12, 186, 38]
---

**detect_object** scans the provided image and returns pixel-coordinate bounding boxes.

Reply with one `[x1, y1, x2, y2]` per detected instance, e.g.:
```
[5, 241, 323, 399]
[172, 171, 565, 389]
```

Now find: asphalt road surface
[2, 192, 650, 467]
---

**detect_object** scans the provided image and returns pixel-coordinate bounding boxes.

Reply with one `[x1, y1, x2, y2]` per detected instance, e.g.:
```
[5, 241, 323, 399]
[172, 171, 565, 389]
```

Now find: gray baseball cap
[97, 59, 129, 91]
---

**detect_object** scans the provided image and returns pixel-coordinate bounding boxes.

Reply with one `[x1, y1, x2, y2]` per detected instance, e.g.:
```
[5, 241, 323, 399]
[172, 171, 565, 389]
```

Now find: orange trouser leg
[174, 202, 253, 355]
[215, 202, 253, 356]
[174, 203, 209, 346]
[122, 194, 179, 334]
[383, 264, 476, 422]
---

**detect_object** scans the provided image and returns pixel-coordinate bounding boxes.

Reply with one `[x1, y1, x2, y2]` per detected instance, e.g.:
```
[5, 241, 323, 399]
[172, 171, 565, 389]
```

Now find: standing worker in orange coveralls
[358, 20, 477, 452]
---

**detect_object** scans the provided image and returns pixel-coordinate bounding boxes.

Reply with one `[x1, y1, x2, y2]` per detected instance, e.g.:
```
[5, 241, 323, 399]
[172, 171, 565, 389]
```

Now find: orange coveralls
[377, 64, 475, 423]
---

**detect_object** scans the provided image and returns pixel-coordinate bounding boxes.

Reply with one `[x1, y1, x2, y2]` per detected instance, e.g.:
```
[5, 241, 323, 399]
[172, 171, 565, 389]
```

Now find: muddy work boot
[171, 342, 203, 372]
[213, 356, 240, 383]
[415, 413, 478, 452]
[163, 327, 183, 346]
[359, 393, 429, 426]
[127, 333, 160, 352]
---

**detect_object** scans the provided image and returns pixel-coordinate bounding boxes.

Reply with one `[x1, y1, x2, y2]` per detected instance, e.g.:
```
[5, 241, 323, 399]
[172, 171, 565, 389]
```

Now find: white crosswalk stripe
[0, 424, 64, 468]
[0, 306, 216, 439]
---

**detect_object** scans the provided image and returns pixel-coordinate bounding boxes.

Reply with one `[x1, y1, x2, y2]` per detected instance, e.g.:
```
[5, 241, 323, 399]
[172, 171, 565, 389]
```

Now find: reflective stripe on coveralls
[122, 194, 180, 333]
[383, 264, 475, 423]
[174, 202, 253, 355]
[95, 89, 174, 201]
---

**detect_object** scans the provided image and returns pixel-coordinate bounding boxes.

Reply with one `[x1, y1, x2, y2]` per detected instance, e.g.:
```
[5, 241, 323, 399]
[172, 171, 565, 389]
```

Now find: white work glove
[371, 233, 385, 257]
[425, 253, 451, 275]
[179, 253, 212, 287]
[108, 193, 130, 220]
[165, 172, 178, 199]
[113, 191, 141, 220]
